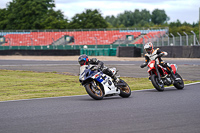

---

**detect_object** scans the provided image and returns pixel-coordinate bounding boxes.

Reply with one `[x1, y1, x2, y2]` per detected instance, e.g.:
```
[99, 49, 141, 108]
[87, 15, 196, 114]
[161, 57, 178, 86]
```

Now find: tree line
[0, 0, 199, 37]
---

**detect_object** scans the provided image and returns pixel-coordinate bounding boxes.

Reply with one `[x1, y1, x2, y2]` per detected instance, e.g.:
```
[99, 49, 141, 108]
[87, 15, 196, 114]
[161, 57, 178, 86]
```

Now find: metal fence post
[30, 38, 34, 50]
[94, 37, 97, 48]
[52, 38, 55, 49]
[155, 35, 159, 46]
[170, 33, 175, 46]
[183, 32, 188, 46]
[161, 35, 164, 46]
[191, 31, 196, 45]
[142, 36, 145, 45]
[7, 37, 11, 49]
[165, 34, 169, 46]
[177, 32, 182, 46]
[146, 36, 149, 43]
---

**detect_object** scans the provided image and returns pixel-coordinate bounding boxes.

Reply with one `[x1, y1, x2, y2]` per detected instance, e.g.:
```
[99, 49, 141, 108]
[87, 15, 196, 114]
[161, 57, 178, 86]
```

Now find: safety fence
[144, 34, 200, 46]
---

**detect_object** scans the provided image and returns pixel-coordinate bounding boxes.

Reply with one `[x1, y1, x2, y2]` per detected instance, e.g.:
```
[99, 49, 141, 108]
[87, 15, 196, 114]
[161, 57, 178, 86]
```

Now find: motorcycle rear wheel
[85, 82, 104, 100]
[118, 79, 131, 98]
[151, 74, 164, 92]
[173, 73, 184, 90]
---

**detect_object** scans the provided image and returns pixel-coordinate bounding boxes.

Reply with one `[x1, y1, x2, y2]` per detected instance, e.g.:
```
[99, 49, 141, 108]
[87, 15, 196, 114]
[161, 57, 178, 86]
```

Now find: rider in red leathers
[140, 42, 180, 81]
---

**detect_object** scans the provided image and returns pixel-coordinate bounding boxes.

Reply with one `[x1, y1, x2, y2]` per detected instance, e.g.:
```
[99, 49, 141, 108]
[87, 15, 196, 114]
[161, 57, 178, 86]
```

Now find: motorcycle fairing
[93, 72, 104, 83]
[92, 72, 120, 95]
[170, 64, 177, 74]
[147, 60, 157, 75]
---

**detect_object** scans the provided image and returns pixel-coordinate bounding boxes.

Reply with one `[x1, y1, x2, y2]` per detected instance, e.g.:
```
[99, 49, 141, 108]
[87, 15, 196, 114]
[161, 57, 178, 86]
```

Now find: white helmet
[144, 42, 153, 54]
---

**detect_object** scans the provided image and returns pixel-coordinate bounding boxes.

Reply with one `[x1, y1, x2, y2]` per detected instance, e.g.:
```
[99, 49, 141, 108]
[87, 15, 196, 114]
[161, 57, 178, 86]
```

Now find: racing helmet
[78, 54, 89, 66]
[144, 42, 154, 54]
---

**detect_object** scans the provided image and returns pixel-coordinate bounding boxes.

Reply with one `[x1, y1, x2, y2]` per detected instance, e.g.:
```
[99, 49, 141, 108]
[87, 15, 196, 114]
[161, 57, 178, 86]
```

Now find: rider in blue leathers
[78, 54, 119, 83]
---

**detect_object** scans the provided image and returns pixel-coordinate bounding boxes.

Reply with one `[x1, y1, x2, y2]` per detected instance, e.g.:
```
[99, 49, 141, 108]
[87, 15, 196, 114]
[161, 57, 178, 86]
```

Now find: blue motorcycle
[79, 65, 131, 100]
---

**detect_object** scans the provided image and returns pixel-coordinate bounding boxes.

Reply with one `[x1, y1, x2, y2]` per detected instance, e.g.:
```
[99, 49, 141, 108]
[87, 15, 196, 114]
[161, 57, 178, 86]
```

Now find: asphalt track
[0, 83, 200, 133]
[0, 59, 200, 80]
[0, 58, 200, 133]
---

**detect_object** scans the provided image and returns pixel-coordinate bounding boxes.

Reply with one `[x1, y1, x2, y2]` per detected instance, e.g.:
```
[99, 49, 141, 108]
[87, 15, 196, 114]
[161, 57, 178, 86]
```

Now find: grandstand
[0, 29, 167, 47]
[0, 28, 168, 56]
[1, 28, 199, 58]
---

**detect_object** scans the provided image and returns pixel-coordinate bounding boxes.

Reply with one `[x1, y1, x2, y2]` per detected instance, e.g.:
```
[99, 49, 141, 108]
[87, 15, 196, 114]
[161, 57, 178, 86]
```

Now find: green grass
[0, 70, 199, 101]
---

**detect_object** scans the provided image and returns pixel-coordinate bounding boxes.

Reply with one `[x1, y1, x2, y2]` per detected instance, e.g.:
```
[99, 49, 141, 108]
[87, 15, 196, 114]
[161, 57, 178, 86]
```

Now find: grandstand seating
[133, 31, 166, 44]
[2, 31, 141, 46]
[2, 30, 166, 46]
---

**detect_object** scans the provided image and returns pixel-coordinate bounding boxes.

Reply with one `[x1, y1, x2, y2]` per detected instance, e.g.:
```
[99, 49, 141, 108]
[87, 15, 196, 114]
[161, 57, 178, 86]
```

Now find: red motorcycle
[147, 59, 184, 91]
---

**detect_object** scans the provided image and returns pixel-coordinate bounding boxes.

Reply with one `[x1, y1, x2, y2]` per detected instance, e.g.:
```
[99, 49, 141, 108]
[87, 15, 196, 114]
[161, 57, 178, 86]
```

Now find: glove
[140, 63, 147, 68]
[157, 53, 164, 58]
[91, 66, 99, 71]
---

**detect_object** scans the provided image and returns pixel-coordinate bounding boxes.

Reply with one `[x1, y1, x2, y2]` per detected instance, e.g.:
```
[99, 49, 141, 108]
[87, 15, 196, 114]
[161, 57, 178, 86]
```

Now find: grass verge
[0, 70, 199, 101]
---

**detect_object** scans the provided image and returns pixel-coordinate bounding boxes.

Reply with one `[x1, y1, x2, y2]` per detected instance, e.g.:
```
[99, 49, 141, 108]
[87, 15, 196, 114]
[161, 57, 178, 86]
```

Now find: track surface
[0, 83, 200, 133]
[0, 59, 200, 80]
[0, 58, 200, 133]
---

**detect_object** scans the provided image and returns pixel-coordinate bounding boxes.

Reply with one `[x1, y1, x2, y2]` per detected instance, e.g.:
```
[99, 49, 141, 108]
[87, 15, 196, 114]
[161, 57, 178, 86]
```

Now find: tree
[117, 11, 135, 27]
[0, 8, 7, 30]
[105, 9, 152, 27]
[105, 15, 121, 28]
[140, 9, 151, 24]
[133, 9, 141, 25]
[69, 9, 108, 29]
[151, 9, 169, 25]
[0, 0, 68, 30]
[41, 9, 68, 29]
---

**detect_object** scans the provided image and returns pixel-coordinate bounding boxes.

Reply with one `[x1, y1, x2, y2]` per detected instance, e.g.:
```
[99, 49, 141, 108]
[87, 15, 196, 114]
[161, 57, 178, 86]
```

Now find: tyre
[150, 74, 164, 91]
[173, 73, 184, 90]
[85, 81, 104, 100]
[118, 79, 131, 98]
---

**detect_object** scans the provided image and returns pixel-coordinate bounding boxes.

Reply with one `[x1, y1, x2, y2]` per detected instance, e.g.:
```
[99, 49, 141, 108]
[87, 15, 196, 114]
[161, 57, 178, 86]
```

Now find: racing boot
[102, 67, 120, 83]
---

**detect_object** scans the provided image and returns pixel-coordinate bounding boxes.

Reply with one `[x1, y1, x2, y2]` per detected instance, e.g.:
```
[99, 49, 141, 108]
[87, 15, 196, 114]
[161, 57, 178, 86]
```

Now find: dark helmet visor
[79, 57, 88, 66]
[79, 60, 86, 66]
[145, 48, 152, 54]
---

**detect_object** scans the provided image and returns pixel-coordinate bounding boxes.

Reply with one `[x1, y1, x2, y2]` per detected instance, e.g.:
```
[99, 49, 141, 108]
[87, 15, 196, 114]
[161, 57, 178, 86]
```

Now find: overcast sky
[1, 0, 199, 24]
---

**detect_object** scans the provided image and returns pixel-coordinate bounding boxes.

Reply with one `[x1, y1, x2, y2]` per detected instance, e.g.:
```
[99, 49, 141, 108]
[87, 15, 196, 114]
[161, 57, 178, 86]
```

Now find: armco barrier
[0, 50, 80, 56]
[117, 46, 141, 57]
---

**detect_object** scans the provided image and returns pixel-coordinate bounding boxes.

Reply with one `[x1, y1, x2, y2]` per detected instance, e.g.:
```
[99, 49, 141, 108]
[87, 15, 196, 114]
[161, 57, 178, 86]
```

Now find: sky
[1, 0, 199, 24]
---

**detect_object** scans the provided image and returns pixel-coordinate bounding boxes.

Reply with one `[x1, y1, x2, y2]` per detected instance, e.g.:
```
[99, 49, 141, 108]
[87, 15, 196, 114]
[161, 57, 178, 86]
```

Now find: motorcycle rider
[78, 54, 120, 83]
[140, 42, 180, 81]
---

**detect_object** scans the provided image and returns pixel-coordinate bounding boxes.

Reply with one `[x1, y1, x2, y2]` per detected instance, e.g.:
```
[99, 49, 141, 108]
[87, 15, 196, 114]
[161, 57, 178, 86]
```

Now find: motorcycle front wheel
[85, 81, 104, 100]
[173, 73, 184, 90]
[118, 79, 131, 98]
[150, 74, 164, 91]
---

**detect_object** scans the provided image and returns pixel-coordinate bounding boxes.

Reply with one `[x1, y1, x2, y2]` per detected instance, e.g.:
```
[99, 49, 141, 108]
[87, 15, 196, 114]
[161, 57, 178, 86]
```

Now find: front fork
[154, 65, 163, 83]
